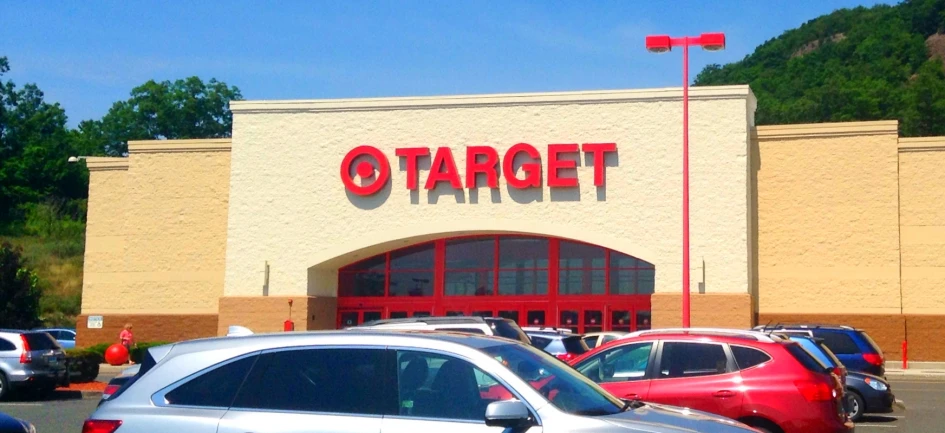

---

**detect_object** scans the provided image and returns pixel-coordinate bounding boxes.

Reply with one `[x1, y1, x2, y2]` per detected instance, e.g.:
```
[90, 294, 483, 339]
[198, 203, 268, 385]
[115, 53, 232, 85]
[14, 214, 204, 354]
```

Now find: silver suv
[353, 316, 532, 344]
[0, 330, 68, 400]
[87, 330, 759, 433]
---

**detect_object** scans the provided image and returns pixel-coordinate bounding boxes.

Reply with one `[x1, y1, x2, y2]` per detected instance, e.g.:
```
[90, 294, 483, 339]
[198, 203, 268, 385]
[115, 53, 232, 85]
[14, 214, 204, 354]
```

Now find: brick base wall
[756, 313, 945, 362]
[217, 296, 338, 336]
[652, 293, 753, 329]
[75, 314, 218, 348]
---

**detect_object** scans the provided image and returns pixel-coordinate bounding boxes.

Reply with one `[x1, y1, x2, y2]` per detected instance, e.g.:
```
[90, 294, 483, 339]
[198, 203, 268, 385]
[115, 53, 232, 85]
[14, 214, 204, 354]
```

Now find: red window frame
[337, 235, 653, 331]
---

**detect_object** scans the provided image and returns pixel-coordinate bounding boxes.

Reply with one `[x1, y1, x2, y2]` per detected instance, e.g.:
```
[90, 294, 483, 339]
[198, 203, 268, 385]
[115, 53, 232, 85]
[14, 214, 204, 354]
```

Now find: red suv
[569, 328, 853, 433]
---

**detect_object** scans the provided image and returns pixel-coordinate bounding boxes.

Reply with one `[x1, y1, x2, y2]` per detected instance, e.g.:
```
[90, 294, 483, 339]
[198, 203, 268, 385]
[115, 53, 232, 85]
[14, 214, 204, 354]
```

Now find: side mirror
[485, 400, 532, 428]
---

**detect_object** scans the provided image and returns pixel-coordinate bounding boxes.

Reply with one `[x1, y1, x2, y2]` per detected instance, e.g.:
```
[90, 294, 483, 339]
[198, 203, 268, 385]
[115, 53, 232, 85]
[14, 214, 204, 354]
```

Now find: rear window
[446, 328, 486, 335]
[488, 320, 531, 344]
[731, 346, 771, 370]
[784, 342, 828, 373]
[562, 336, 589, 354]
[530, 336, 552, 350]
[858, 331, 883, 356]
[165, 355, 257, 407]
[106, 348, 159, 402]
[0, 337, 15, 351]
[24, 332, 59, 350]
[815, 331, 860, 355]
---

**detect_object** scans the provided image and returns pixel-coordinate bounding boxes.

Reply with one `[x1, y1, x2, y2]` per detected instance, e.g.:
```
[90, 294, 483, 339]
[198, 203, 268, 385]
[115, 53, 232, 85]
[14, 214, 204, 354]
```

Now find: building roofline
[229, 85, 754, 114]
[85, 157, 129, 172]
[127, 139, 232, 154]
[755, 120, 899, 140]
[899, 136, 945, 152]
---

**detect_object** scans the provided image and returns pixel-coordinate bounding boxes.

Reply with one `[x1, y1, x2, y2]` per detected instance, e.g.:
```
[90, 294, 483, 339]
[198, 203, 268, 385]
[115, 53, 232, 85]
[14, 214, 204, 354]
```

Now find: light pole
[645, 32, 725, 328]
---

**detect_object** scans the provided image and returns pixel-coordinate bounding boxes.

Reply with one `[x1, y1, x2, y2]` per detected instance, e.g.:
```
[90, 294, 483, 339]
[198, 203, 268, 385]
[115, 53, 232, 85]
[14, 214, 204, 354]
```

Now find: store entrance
[335, 235, 655, 333]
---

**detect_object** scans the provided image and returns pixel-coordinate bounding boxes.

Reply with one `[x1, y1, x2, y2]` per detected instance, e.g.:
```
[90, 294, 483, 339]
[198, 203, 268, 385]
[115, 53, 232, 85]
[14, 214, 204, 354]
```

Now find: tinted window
[601, 335, 618, 345]
[562, 336, 589, 354]
[24, 332, 58, 350]
[858, 331, 883, 355]
[165, 355, 257, 407]
[658, 342, 729, 378]
[731, 346, 771, 370]
[396, 350, 508, 421]
[0, 338, 15, 351]
[816, 331, 860, 355]
[488, 320, 531, 343]
[447, 328, 487, 335]
[576, 342, 653, 383]
[784, 342, 829, 373]
[584, 336, 600, 348]
[233, 348, 393, 415]
[530, 336, 552, 350]
[790, 338, 835, 368]
[60, 331, 75, 341]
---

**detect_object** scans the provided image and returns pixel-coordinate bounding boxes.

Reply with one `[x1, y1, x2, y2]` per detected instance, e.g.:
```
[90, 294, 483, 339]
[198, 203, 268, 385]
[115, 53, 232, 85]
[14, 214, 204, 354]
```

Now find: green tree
[0, 56, 87, 222]
[902, 59, 945, 136]
[80, 77, 243, 156]
[0, 242, 42, 329]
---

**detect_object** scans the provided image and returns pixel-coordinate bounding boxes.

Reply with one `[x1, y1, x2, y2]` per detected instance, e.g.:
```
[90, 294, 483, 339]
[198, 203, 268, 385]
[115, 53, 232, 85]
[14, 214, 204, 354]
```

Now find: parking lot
[0, 377, 941, 432]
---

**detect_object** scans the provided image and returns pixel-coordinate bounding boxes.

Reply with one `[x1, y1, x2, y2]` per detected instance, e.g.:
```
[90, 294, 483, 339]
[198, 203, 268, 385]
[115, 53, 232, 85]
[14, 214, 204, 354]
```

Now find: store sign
[341, 143, 617, 196]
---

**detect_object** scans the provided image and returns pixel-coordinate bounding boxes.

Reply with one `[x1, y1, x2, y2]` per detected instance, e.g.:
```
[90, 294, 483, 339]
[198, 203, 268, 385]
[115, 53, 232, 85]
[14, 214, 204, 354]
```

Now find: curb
[80, 390, 103, 398]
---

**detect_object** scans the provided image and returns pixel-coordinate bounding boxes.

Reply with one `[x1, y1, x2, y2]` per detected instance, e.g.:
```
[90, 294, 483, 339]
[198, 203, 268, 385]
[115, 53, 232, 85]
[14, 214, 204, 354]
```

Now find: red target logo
[340, 146, 391, 196]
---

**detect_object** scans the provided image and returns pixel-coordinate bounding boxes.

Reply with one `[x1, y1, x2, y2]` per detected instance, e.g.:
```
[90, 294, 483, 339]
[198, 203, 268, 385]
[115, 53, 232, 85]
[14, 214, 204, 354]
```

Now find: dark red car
[569, 328, 853, 433]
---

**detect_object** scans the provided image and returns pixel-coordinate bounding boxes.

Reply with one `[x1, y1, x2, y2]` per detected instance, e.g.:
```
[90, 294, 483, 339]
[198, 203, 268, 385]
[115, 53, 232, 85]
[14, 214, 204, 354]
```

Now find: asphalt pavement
[0, 378, 942, 432]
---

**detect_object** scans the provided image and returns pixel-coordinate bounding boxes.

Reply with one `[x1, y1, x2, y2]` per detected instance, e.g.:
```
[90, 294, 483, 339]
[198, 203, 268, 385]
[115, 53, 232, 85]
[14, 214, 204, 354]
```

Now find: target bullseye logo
[340, 145, 391, 196]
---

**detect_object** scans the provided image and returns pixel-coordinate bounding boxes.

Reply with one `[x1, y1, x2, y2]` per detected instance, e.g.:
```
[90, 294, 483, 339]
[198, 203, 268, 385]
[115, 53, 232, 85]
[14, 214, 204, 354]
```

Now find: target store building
[76, 85, 945, 361]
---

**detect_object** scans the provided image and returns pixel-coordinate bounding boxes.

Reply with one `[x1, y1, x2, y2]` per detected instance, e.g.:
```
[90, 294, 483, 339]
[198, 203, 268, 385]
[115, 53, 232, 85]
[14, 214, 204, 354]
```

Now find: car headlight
[866, 377, 888, 391]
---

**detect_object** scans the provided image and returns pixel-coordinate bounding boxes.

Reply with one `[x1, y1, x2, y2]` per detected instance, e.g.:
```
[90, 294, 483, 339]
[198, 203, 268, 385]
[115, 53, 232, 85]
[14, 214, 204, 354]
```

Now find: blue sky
[2, 0, 889, 127]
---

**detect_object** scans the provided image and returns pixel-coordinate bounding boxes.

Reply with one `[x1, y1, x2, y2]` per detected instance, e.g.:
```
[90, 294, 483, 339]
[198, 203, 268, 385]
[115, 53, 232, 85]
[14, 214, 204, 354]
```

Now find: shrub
[84, 343, 111, 357]
[130, 341, 170, 363]
[65, 348, 103, 383]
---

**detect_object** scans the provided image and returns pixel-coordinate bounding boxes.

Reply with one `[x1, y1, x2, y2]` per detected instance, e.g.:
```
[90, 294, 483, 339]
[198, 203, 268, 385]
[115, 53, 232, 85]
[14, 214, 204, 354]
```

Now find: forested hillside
[695, 0, 945, 136]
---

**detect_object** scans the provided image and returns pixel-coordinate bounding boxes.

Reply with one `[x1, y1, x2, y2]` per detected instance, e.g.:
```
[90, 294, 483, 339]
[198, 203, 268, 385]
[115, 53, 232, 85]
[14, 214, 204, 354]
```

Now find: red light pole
[645, 33, 726, 328]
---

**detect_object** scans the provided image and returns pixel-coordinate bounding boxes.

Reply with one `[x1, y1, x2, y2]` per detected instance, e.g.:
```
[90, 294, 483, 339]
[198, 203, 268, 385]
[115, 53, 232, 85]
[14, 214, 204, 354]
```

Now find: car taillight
[556, 353, 576, 362]
[82, 419, 122, 433]
[794, 380, 835, 402]
[103, 384, 121, 397]
[863, 353, 884, 366]
[19, 334, 31, 364]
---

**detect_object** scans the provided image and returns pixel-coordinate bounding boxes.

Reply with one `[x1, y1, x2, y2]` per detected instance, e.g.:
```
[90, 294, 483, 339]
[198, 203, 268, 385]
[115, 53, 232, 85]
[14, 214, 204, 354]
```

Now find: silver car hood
[599, 402, 759, 433]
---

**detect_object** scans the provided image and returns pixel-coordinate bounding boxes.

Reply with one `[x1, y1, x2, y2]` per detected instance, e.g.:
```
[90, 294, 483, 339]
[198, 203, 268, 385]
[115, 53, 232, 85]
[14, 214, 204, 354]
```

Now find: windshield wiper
[621, 399, 646, 411]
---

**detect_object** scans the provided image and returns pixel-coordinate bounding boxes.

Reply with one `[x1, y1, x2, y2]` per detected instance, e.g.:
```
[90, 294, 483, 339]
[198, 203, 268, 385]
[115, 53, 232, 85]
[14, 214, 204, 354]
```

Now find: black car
[784, 334, 899, 421]
[0, 411, 34, 433]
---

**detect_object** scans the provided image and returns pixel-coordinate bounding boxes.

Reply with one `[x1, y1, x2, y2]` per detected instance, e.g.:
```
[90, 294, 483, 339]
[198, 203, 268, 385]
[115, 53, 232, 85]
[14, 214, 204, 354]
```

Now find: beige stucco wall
[898, 137, 945, 315]
[225, 86, 757, 299]
[755, 121, 902, 315]
[80, 140, 232, 314]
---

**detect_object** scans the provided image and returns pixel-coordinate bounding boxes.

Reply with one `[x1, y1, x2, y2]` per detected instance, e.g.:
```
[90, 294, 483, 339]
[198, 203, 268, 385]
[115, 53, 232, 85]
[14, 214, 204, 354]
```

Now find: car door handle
[713, 390, 736, 398]
[623, 393, 640, 399]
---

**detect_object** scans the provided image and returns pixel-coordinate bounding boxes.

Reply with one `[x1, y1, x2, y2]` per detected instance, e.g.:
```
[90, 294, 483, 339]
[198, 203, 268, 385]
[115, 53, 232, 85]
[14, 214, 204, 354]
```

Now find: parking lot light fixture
[645, 32, 726, 328]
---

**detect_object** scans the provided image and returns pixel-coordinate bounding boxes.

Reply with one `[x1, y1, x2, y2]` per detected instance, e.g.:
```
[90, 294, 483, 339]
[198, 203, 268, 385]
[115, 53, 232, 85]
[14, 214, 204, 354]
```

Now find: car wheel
[0, 373, 8, 401]
[847, 391, 865, 422]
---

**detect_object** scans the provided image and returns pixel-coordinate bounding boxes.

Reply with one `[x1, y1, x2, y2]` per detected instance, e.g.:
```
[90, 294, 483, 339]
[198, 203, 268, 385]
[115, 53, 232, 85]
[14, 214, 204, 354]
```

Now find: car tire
[0, 372, 8, 401]
[847, 391, 865, 422]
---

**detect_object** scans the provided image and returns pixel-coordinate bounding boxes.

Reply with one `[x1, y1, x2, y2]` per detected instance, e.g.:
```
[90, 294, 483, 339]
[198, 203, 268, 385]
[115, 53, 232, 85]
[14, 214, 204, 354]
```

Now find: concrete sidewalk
[886, 361, 945, 379]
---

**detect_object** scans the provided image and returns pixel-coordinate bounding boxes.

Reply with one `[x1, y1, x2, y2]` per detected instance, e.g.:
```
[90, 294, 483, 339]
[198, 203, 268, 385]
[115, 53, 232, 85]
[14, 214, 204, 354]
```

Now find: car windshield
[481, 342, 624, 416]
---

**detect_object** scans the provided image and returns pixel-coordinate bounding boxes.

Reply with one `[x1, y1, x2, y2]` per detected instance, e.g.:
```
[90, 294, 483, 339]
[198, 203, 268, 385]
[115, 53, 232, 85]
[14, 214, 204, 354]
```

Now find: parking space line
[0, 403, 42, 407]
[856, 425, 897, 428]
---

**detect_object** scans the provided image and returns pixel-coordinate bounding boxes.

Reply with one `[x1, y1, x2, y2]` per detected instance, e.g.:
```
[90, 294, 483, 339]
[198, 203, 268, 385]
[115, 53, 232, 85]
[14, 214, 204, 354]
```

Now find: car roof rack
[623, 327, 785, 343]
[359, 316, 492, 327]
[752, 324, 855, 331]
[521, 326, 573, 335]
